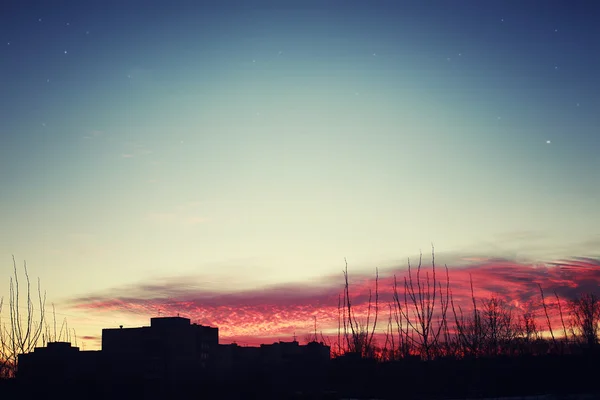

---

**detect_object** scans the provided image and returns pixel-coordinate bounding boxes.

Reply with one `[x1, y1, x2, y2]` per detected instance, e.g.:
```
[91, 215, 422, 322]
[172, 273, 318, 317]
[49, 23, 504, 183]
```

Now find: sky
[1, 0, 599, 349]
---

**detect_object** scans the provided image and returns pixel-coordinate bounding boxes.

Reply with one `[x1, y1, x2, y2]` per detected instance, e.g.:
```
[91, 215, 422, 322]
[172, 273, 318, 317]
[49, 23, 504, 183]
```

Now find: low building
[216, 343, 261, 372]
[17, 342, 101, 384]
[17, 317, 330, 391]
[218, 340, 330, 372]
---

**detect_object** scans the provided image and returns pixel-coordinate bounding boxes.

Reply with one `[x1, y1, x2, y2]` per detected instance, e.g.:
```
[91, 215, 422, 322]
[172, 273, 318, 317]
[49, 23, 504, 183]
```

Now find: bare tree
[0, 257, 46, 378]
[569, 293, 600, 350]
[538, 284, 556, 349]
[553, 292, 566, 335]
[393, 247, 450, 360]
[391, 290, 411, 358]
[303, 333, 314, 344]
[518, 310, 540, 346]
[365, 268, 379, 354]
[382, 303, 394, 361]
[452, 275, 484, 358]
[342, 261, 379, 358]
[0, 297, 6, 378]
[336, 293, 342, 356]
[479, 295, 517, 356]
[343, 260, 356, 353]
[513, 311, 538, 355]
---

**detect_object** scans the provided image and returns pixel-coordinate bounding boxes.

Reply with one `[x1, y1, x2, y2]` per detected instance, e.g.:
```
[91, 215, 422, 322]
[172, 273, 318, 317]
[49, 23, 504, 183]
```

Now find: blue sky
[1, 0, 599, 347]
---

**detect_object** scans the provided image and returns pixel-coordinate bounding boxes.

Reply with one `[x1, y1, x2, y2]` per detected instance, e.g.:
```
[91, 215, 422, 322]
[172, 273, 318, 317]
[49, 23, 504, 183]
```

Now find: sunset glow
[1, 1, 599, 352]
[66, 255, 600, 347]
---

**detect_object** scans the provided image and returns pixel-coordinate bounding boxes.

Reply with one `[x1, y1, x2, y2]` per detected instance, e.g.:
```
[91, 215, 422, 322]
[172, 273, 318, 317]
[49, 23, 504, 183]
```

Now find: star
[38, 18, 42, 22]
[66, 22, 70, 26]
[64, 50, 68, 54]
[7, 42, 10, 46]
[372, 53, 377, 56]
[47, 79, 50, 83]
[252, 59, 255, 63]
[554, 66, 559, 70]
[501, 18, 504, 22]
[546, 140, 551, 144]
[278, 51, 282, 55]
[554, 29, 558, 32]
[458, 53, 462, 56]
[42, 123, 46, 127]
[86, 31, 90, 35]
[576, 103, 580, 107]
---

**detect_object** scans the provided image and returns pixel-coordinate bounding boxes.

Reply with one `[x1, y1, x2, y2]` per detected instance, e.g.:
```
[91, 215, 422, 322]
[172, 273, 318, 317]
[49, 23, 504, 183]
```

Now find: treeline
[329, 248, 600, 361]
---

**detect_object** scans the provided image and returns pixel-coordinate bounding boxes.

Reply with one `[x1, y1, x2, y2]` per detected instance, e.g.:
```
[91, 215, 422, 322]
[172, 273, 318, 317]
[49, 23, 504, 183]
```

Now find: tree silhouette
[0, 257, 46, 378]
[393, 247, 450, 360]
[569, 293, 600, 350]
[341, 260, 379, 358]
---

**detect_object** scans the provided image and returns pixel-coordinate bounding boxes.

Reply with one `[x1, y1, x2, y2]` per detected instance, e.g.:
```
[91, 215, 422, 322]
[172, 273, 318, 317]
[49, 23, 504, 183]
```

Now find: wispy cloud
[121, 142, 153, 158]
[83, 130, 104, 140]
[145, 202, 207, 226]
[80, 335, 100, 341]
[66, 255, 600, 344]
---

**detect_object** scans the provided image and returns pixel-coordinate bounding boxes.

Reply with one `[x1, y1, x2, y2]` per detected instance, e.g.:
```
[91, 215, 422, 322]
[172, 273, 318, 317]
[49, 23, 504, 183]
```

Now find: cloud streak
[67, 256, 600, 345]
[144, 202, 207, 226]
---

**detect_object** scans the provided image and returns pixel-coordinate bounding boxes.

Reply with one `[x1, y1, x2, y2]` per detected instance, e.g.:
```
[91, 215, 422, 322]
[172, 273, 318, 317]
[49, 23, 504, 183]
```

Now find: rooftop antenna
[293, 332, 297, 342]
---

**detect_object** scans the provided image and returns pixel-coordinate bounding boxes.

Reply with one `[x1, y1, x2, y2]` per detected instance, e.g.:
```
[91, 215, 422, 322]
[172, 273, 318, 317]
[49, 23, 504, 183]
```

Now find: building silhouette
[16, 316, 330, 394]
[17, 342, 101, 384]
[18, 317, 600, 399]
[102, 316, 218, 384]
[217, 339, 331, 372]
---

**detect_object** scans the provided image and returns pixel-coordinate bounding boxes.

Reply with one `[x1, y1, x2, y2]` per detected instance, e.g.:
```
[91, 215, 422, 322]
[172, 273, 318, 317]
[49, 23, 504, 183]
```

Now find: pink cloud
[67, 256, 600, 344]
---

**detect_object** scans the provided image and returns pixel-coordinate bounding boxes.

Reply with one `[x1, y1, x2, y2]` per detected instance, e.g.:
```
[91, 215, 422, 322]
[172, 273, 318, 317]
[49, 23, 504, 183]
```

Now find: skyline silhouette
[8, 301, 600, 399]
[2, 0, 600, 357]
[2, 252, 600, 352]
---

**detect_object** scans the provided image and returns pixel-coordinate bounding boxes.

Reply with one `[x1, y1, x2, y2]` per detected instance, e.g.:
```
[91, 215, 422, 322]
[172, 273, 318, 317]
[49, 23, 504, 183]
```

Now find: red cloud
[67, 256, 600, 345]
